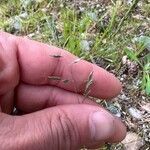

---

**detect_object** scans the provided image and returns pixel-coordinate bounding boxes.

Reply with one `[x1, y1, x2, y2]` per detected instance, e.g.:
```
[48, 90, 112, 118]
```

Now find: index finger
[1, 32, 122, 99]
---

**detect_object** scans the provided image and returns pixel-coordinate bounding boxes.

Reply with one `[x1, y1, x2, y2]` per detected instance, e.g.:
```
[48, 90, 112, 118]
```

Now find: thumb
[0, 105, 126, 150]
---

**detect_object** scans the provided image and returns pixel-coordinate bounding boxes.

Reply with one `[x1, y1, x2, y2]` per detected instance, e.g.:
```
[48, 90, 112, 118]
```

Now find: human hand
[0, 32, 126, 150]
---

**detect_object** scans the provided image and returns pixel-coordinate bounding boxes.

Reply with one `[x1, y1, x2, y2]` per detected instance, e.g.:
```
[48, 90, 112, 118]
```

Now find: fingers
[0, 31, 121, 99]
[0, 105, 126, 150]
[12, 33, 121, 99]
[15, 84, 98, 113]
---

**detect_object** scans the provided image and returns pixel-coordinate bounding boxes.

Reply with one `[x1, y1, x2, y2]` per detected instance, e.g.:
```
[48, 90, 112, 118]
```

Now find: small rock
[19, 12, 28, 19]
[79, 7, 85, 12]
[107, 104, 121, 118]
[27, 33, 36, 38]
[87, 12, 98, 21]
[132, 14, 143, 20]
[41, 8, 47, 13]
[21, 0, 34, 8]
[10, 16, 22, 31]
[141, 103, 150, 113]
[141, 96, 146, 100]
[119, 93, 130, 101]
[120, 77, 124, 81]
[122, 132, 145, 150]
[122, 55, 127, 65]
[80, 40, 90, 51]
[36, 0, 44, 3]
[128, 107, 143, 120]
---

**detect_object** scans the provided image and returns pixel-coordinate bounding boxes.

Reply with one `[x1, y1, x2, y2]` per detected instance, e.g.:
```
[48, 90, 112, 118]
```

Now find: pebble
[122, 55, 127, 65]
[87, 12, 98, 21]
[119, 94, 130, 101]
[122, 132, 145, 150]
[128, 107, 143, 120]
[19, 12, 28, 19]
[21, 0, 33, 8]
[107, 104, 121, 118]
[80, 40, 90, 51]
[10, 16, 22, 31]
[141, 103, 150, 113]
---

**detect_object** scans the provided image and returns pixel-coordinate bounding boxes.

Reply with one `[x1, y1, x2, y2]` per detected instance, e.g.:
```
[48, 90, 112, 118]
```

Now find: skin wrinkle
[64, 119, 73, 150]
[58, 109, 77, 150]
[47, 116, 55, 150]
[47, 86, 59, 107]
[65, 113, 80, 150]
[60, 111, 75, 150]
[40, 86, 58, 110]
[47, 110, 60, 150]
[51, 109, 76, 150]
[48, 50, 63, 86]
[58, 115, 68, 150]
[56, 111, 66, 150]
[55, 118, 60, 150]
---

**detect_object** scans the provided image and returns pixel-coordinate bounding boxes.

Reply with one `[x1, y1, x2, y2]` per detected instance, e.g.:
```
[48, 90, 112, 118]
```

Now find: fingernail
[89, 111, 115, 141]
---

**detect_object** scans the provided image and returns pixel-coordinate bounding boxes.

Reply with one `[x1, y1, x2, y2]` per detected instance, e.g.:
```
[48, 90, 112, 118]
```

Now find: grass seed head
[50, 54, 62, 58]
[48, 76, 61, 81]
[84, 71, 94, 96]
